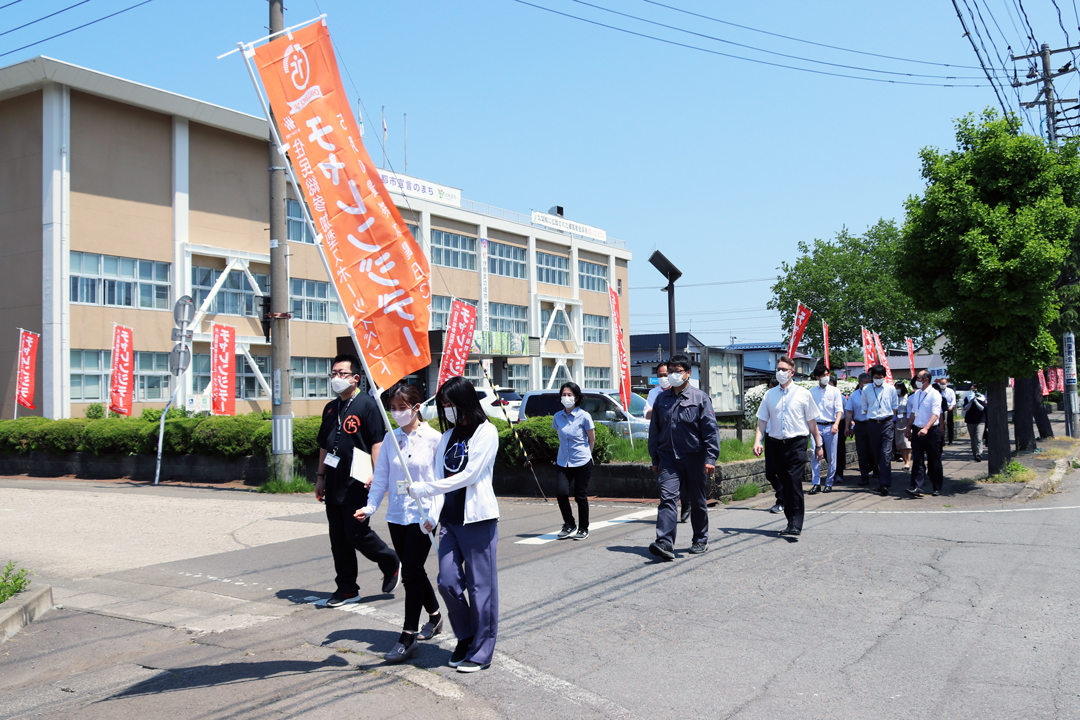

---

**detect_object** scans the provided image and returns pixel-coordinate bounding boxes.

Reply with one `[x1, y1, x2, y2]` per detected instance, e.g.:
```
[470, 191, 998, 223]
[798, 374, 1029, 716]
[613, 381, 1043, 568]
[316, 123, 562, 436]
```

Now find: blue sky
[4, 0, 1077, 347]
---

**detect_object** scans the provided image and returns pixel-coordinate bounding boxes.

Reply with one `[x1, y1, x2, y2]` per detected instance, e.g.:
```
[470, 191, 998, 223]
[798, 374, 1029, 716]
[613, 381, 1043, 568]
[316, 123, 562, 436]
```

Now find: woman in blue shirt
[553, 382, 596, 540]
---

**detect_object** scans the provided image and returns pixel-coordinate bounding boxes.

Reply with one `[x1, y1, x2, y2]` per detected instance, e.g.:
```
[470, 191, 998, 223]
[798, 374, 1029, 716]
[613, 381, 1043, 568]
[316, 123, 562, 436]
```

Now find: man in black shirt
[316, 354, 400, 607]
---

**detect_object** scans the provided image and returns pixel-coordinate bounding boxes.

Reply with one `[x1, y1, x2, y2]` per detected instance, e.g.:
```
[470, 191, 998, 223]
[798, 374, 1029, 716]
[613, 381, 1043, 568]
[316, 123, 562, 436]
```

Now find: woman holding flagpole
[356, 383, 444, 663]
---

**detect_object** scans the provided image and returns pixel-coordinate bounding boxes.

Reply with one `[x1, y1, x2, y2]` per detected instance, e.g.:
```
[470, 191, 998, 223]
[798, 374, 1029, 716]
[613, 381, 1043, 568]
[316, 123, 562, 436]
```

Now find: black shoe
[689, 541, 708, 555]
[932, 490, 941, 497]
[905, 487, 923, 498]
[325, 590, 359, 608]
[382, 565, 401, 594]
[557, 524, 576, 540]
[769, 503, 783, 514]
[809, 485, 821, 495]
[449, 637, 473, 667]
[679, 506, 691, 523]
[859, 479, 870, 486]
[823, 486, 834, 493]
[974, 456, 983, 462]
[417, 615, 443, 641]
[778, 526, 801, 537]
[648, 540, 675, 561]
[878, 486, 889, 497]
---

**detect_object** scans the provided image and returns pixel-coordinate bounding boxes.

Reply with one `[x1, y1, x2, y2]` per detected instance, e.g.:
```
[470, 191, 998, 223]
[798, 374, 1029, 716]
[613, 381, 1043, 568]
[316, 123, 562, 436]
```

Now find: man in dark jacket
[963, 385, 987, 461]
[647, 354, 721, 560]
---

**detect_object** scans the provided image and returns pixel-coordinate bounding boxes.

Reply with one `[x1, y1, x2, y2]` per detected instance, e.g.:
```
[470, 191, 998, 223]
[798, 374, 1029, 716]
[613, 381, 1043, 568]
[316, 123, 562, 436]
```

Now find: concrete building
[629, 331, 706, 390]
[0, 57, 631, 419]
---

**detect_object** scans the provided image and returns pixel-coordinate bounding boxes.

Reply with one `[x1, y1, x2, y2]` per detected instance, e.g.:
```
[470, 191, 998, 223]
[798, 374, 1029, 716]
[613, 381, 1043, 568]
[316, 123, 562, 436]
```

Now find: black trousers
[865, 419, 894, 489]
[835, 423, 847, 482]
[853, 422, 873, 483]
[945, 410, 955, 445]
[911, 425, 944, 493]
[764, 436, 783, 504]
[325, 480, 399, 596]
[387, 522, 440, 632]
[557, 461, 592, 530]
[767, 436, 807, 531]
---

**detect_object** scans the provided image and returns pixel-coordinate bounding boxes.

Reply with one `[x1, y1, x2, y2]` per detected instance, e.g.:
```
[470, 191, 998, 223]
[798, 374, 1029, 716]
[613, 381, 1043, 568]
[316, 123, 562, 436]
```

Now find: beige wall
[430, 216, 477, 236]
[189, 122, 268, 253]
[0, 91, 43, 417]
[430, 265, 478, 301]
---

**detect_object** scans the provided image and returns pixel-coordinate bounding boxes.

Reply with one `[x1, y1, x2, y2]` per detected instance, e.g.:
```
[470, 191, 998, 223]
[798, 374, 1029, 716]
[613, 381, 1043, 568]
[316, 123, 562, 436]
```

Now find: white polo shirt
[757, 382, 820, 441]
[809, 383, 844, 425]
[909, 387, 943, 428]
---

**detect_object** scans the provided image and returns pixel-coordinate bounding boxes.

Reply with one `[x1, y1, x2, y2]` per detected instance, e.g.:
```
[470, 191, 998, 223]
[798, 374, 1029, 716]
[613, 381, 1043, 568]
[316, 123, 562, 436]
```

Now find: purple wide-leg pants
[438, 519, 499, 665]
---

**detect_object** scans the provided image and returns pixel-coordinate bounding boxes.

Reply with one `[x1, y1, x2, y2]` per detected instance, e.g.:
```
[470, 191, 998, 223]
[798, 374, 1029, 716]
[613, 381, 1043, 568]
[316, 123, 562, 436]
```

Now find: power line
[949, 0, 1017, 128]
[0, 0, 154, 60]
[509, 0, 993, 87]
[631, 305, 774, 317]
[628, 276, 775, 290]
[0, 0, 92, 41]
[566, 0, 997, 81]
[0, 0, 26, 9]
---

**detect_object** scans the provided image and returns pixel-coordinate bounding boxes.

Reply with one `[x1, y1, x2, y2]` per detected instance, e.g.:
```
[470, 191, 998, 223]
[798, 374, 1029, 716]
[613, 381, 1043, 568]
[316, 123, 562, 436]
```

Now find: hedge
[498, 415, 614, 466]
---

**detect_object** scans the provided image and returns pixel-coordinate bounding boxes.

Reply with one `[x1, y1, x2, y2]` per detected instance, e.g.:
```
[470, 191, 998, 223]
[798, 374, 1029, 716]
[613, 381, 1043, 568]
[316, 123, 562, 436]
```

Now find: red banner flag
[211, 323, 235, 416]
[436, 299, 477, 389]
[861, 328, 876, 370]
[15, 329, 38, 411]
[822, 320, 830, 370]
[872, 331, 893, 384]
[786, 302, 812, 358]
[109, 324, 134, 416]
[253, 20, 431, 391]
[1048, 368, 1058, 393]
[1038, 369, 1049, 396]
[609, 287, 632, 412]
[906, 337, 916, 377]
[1057, 368, 1065, 391]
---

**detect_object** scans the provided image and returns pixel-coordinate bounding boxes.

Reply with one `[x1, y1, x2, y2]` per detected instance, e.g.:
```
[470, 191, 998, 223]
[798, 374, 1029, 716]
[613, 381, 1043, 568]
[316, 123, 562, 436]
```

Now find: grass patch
[0, 561, 31, 604]
[731, 482, 760, 501]
[257, 475, 315, 494]
[607, 437, 652, 463]
[983, 460, 1036, 484]
[717, 438, 756, 463]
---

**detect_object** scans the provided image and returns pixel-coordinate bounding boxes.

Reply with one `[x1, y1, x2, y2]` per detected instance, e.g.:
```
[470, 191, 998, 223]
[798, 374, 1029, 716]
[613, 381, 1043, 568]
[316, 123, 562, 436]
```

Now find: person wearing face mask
[644, 363, 670, 421]
[904, 371, 944, 497]
[808, 363, 844, 494]
[753, 355, 826, 537]
[940, 377, 957, 446]
[647, 354, 720, 560]
[844, 373, 873, 487]
[408, 376, 500, 673]
[860, 365, 900, 497]
[315, 354, 401, 608]
[355, 383, 444, 663]
[894, 381, 912, 470]
[553, 382, 596, 540]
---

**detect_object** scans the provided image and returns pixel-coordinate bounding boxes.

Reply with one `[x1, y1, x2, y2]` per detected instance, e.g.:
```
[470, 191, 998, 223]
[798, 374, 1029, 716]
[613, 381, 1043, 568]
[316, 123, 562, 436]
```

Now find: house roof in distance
[629, 332, 705, 352]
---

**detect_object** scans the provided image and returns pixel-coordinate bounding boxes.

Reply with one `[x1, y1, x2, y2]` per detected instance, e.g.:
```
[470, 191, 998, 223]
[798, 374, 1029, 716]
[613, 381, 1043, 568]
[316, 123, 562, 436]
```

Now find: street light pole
[648, 250, 682, 360]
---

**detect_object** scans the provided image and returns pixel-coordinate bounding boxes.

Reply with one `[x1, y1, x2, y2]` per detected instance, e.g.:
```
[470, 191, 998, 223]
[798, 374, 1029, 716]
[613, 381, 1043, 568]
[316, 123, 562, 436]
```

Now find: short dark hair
[813, 363, 829, 378]
[667, 354, 691, 372]
[870, 364, 886, 377]
[387, 382, 422, 407]
[656, 363, 668, 373]
[559, 381, 583, 407]
[332, 353, 361, 376]
[435, 376, 488, 434]
[767, 378, 779, 388]
[777, 355, 794, 370]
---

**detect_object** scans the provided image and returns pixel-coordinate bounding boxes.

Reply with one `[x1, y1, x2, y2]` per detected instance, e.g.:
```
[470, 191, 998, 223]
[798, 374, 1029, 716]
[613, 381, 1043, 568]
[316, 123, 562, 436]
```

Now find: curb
[1018, 449, 1080, 501]
[0, 584, 53, 643]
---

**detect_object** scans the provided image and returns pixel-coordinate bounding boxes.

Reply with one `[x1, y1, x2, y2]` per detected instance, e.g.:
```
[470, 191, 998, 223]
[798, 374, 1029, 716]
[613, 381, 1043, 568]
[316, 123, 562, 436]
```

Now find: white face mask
[669, 372, 686, 386]
[331, 376, 353, 395]
[443, 406, 458, 424]
[819, 376, 829, 386]
[776, 370, 791, 385]
[391, 408, 416, 427]
[561, 395, 576, 409]
[873, 378, 884, 387]
[658, 376, 671, 389]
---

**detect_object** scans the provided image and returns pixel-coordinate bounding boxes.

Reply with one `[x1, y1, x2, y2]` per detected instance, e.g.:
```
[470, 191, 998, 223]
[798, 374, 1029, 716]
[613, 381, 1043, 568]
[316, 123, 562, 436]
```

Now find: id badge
[396, 479, 409, 495]
[324, 453, 340, 468]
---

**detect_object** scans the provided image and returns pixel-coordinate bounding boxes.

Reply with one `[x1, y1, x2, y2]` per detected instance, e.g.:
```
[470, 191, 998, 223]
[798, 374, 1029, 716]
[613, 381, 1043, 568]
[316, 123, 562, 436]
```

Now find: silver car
[517, 388, 649, 440]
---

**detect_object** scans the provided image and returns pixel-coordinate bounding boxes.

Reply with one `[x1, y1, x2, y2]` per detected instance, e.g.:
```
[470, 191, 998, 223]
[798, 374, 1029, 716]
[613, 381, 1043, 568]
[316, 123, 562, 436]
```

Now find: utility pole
[268, 0, 294, 476]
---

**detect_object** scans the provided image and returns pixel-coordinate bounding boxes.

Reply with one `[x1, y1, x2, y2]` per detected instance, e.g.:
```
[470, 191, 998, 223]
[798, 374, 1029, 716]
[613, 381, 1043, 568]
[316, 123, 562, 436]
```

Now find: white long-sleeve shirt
[360, 424, 442, 526]
[410, 421, 500, 525]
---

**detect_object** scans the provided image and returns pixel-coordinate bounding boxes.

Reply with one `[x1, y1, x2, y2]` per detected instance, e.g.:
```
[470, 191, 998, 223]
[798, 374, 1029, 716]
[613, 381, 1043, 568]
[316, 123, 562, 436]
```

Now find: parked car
[517, 388, 649, 440]
[420, 385, 522, 423]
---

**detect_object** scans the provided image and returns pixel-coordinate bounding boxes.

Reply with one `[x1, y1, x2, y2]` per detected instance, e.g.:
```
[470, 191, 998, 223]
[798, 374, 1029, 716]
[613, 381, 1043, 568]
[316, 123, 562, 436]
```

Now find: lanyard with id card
[395, 431, 411, 495]
[325, 393, 357, 471]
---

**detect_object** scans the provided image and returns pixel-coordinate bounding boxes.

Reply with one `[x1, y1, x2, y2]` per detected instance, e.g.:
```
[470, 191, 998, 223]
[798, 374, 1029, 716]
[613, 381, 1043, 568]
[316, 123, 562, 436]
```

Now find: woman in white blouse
[356, 383, 444, 663]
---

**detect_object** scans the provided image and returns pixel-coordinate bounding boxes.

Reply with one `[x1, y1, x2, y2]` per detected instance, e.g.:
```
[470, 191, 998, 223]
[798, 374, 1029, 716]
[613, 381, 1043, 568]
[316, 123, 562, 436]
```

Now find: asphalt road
[2, 472, 1080, 719]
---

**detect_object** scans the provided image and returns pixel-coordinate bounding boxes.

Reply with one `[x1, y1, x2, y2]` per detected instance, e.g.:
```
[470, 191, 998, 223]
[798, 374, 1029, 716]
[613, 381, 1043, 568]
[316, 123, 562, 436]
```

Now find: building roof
[629, 332, 705, 353]
[0, 56, 268, 140]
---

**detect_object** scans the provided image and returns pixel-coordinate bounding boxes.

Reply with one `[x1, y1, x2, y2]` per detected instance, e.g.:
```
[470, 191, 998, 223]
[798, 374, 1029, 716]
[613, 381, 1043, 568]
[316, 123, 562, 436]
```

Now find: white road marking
[175, 571, 275, 593]
[807, 504, 1080, 515]
[515, 508, 658, 544]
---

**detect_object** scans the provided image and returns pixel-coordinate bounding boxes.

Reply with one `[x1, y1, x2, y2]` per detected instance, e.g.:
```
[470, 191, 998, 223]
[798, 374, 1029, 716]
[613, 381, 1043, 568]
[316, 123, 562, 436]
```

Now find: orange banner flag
[211, 323, 236, 416]
[253, 20, 430, 390]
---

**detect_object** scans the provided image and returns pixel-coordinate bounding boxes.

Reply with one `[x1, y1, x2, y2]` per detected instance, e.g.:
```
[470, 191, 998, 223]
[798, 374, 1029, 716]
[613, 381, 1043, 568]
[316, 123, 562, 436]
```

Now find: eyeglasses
[329, 372, 357, 378]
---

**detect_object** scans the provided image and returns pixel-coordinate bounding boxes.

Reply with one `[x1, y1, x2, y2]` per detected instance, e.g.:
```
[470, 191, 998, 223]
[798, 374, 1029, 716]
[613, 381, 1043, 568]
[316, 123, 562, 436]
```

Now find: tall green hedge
[498, 415, 614, 466]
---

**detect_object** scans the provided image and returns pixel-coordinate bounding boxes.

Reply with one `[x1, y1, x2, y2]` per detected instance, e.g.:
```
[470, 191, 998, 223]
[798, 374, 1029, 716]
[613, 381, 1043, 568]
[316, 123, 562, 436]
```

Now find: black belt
[774, 435, 808, 444]
[868, 418, 890, 423]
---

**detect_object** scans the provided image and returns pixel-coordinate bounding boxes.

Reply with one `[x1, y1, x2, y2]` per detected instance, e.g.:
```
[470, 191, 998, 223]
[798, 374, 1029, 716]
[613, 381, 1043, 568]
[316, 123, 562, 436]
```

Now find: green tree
[768, 220, 943, 360]
[897, 110, 1080, 474]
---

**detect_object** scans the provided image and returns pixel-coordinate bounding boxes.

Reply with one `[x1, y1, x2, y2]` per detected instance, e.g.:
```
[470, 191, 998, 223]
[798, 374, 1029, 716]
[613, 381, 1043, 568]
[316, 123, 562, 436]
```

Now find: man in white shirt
[860, 364, 900, 496]
[940, 376, 957, 445]
[808, 363, 844, 494]
[753, 355, 826, 537]
[905, 370, 944, 497]
[845, 373, 873, 487]
[644, 363, 669, 420]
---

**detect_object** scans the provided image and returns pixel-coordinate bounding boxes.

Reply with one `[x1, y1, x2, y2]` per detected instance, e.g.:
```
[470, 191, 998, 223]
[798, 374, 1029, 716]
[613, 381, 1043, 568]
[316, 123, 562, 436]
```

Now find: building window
[578, 261, 608, 292]
[507, 364, 530, 394]
[489, 302, 528, 335]
[292, 357, 331, 399]
[431, 295, 477, 331]
[136, 351, 172, 401]
[430, 229, 477, 270]
[583, 314, 610, 344]
[70, 349, 110, 402]
[540, 308, 572, 341]
[286, 198, 315, 244]
[584, 366, 612, 389]
[488, 241, 526, 279]
[537, 252, 569, 286]
[193, 354, 270, 399]
[464, 362, 483, 387]
[542, 364, 572, 388]
[291, 278, 345, 324]
[406, 223, 420, 242]
[70, 252, 171, 310]
[192, 266, 269, 318]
